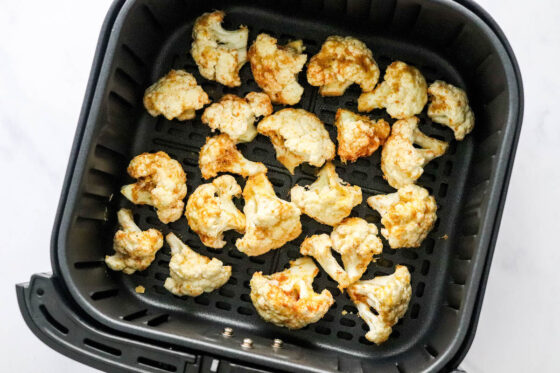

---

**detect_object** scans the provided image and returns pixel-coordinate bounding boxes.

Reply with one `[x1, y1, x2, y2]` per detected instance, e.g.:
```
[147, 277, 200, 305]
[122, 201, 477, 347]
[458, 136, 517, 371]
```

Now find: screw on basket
[222, 327, 233, 337]
[272, 339, 283, 349]
[241, 338, 253, 349]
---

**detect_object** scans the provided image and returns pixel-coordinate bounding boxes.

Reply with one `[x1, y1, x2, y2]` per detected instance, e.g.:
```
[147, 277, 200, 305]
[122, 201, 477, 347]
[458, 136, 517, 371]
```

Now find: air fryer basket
[17, 0, 523, 372]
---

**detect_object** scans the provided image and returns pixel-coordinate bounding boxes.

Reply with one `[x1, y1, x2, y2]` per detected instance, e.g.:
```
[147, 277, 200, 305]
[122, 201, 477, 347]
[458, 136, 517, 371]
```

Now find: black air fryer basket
[17, 0, 523, 372]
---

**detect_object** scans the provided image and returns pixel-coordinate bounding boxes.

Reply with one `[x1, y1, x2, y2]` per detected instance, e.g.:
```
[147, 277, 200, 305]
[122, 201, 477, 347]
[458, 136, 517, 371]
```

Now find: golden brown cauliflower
[236, 173, 302, 256]
[428, 80, 475, 140]
[290, 162, 362, 226]
[367, 184, 437, 248]
[335, 109, 391, 163]
[190, 11, 249, 87]
[257, 108, 335, 173]
[358, 61, 427, 119]
[143, 70, 210, 121]
[248, 34, 307, 105]
[185, 175, 245, 249]
[348, 265, 411, 344]
[105, 209, 163, 274]
[300, 234, 350, 289]
[199, 134, 267, 179]
[121, 152, 187, 223]
[201, 92, 272, 143]
[250, 257, 334, 329]
[164, 233, 232, 297]
[307, 36, 380, 96]
[381, 117, 448, 188]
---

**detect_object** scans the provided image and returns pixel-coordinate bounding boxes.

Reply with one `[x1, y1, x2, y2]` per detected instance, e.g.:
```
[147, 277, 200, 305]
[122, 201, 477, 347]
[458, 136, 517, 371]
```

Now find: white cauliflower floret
[199, 134, 267, 179]
[358, 61, 427, 119]
[291, 162, 362, 226]
[248, 34, 307, 105]
[185, 175, 245, 249]
[335, 109, 391, 163]
[201, 92, 272, 143]
[331, 217, 383, 283]
[348, 265, 411, 344]
[236, 173, 302, 256]
[381, 117, 448, 188]
[258, 108, 335, 173]
[121, 152, 187, 223]
[191, 11, 249, 87]
[300, 234, 350, 289]
[164, 233, 231, 296]
[428, 80, 475, 140]
[250, 257, 334, 329]
[143, 70, 210, 121]
[367, 184, 437, 249]
[105, 209, 163, 274]
[307, 36, 380, 96]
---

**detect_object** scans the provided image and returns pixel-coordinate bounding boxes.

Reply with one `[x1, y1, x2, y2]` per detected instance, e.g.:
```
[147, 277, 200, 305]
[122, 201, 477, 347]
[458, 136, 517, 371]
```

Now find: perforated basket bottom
[86, 7, 473, 360]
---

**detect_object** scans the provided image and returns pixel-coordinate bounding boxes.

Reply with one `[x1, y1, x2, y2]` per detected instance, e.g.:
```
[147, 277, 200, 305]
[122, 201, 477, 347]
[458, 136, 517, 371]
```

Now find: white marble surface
[0, 1, 558, 372]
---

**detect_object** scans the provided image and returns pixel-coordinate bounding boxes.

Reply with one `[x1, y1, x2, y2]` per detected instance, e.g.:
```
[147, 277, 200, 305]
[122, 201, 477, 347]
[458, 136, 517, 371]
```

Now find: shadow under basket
[17, 0, 523, 372]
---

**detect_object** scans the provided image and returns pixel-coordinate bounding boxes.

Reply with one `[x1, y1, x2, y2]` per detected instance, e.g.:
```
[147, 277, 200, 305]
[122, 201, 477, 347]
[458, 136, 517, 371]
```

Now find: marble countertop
[1, 0, 558, 372]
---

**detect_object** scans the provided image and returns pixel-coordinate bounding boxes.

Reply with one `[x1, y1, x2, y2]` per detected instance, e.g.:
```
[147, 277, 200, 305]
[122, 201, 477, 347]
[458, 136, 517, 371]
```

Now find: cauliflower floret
[348, 265, 411, 344]
[428, 80, 475, 140]
[164, 233, 231, 296]
[201, 92, 272, 143]
[185, 175, 245, 249]
[248, 34, 307, 105]
[300, 234, 350, 289]
[307, 36, 380, 96]
[143, 70, 210, 121]
[250, 257, 334, 329]
[121, 152, 187, 223]
[381, 117, 448, 188]
[290, 162, 362, 226]
[105, 209, 164, 274]
[258, 109, 335, 173]
[367, 184, 437, 248]
[358, 61, 427, 119]
[191, 11, 249, 87]
[331, 217, 383, 283]
[335, 109, 390, 163]
[199, 134, 267, 179]
[236, 173, 302, 256]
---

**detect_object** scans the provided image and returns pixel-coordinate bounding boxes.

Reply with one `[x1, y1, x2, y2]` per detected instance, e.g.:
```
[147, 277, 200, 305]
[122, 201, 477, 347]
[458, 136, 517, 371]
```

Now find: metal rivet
[241, 338, 253, 349]
[222, 327, 233, 337]
[272, 339, 283, 349]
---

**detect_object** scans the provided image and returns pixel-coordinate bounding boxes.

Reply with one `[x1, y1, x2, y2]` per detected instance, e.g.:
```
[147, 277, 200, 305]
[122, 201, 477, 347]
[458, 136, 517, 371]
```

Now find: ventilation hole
[36, 288, 44, 296]
[39, 305, 68, 334]
[122, 44, 145, 67]
[340, 318, 356, 327]
[246, 267, 259, 276]
[253, 147, 269, 157]
[228, 277, 238, 285]
[168, 127, 185, 137]
[269, 177, 284, 188]
[337, 331, 353, 340]
[219, 288, 234, 298]
[74, 260, 105, 269]
[155, 272, 167, 281]
[240, 293, 251, 303]
[134, 270, 149, 278]
[351, 170, 367, 181]
[424, 238, 435, 254]
[153, 286, 167, 295]
[377, 258, 393, 268]
[137, 357, 176, 372]
[228, 249, 244, 259]
[249, 256, 265, 264]
[123, 309, 148, 321]
[425, 344, 439, 358]
[443, 161, 453, 176]
[216, 301, 231, 311]
[359, 336, 374, 345]
[438, 183, 448, 198]
[287, 248, 300, 259]
[237, 306, 253, 315]
[343, 305, 358, 314]
[194, 296, 210, 306]
[91, 289, 119, 300]
[158, 260, 170, 268]
[410, 303, 420, 319]
[147, 314, 169, 327]
[84, 339, 121, 356]
[400, 249, 418, 260]
[416, 282, 425, 297]
[364, 214, 380, 224]
[315, 326, 331, 335]
[322, 313, 334, 322]
[421, 260, 430, 275]
[108, 91, 134, 110]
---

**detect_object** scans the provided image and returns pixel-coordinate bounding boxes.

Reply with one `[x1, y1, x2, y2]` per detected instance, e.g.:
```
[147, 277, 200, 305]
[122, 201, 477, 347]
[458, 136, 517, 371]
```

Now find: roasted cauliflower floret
[381, 117, 448, 188]
[121, 152, 187, 223]
[236, 173, 302, 256]
[300, 234, 350, 289]
[335, 109, 390, 163]
[428, 80, 475, 140]
[367, 184, 437, 248]
[348, 265, 411, 344]
[185, 175, 245, 249]
[291, 162, 362, 226]
[358, 61, 427, 119]
[331, 217, 383, 283]
[190, 11, 249, 87]
[258, 109, 335, 173]
[307, 36, 380, 96]
[250, 257, 334, 329]
[143, 70, 210, 121]
[199, 134, 267, 179]
[164, 233, 231, 296]
[105, 209, 164, 274]
[248, 34, 307, 105]
[201, 92, 272, 143]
